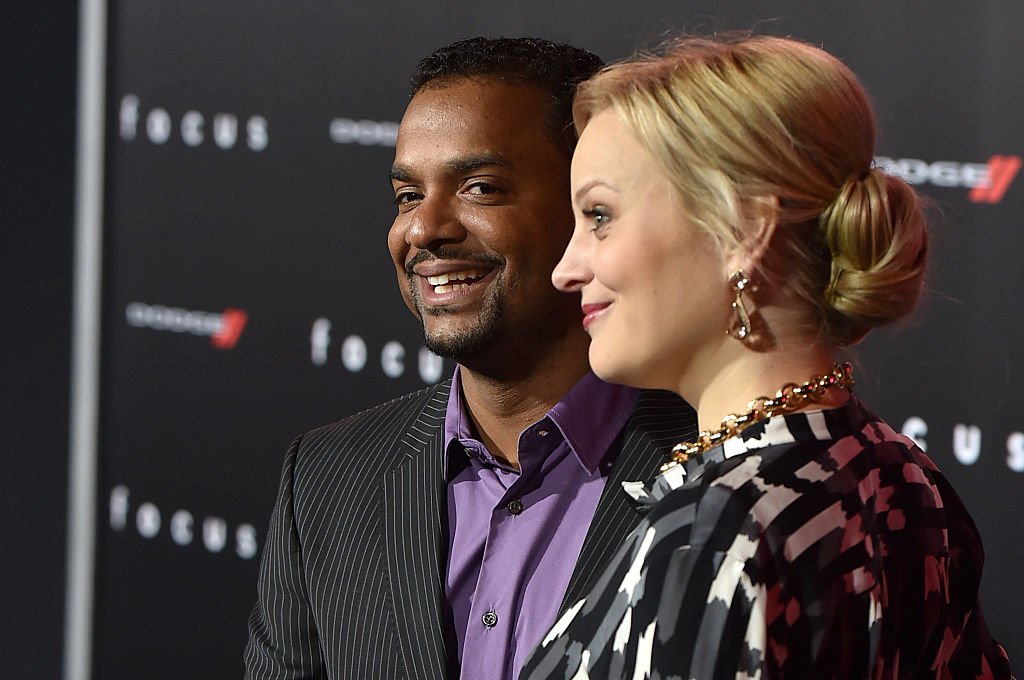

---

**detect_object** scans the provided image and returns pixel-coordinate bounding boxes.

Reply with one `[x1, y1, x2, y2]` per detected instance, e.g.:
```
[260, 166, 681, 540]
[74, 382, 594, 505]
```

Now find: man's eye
[465, 182, 498, 195]
[393, 191, 422, 205]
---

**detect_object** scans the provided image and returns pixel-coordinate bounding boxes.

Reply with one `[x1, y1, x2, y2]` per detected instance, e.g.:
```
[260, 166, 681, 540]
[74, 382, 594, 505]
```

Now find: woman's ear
[723, 195, 778, 276]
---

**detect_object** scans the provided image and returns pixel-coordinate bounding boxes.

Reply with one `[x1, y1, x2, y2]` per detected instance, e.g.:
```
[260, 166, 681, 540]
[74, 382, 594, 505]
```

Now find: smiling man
[389, 77, 578, 374]
[244, 37, 695, 680]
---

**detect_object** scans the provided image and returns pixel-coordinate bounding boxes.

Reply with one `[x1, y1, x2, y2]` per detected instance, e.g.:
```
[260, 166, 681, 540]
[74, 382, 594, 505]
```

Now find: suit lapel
[383, 382, 451, 680]
[560, 389, 697, 609]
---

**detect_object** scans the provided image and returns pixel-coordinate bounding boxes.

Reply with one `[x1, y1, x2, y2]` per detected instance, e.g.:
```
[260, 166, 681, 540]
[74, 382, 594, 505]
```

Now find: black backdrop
[2, 4, 77, 680]
[32, 1, 1024, 678]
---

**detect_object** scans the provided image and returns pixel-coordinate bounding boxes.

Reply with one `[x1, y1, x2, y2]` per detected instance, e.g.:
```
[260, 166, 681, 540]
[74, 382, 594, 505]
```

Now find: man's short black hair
[410, 37, 604, 155]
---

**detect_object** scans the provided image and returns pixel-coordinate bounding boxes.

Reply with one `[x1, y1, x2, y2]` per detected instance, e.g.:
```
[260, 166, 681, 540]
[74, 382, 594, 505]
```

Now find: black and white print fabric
[521, 398, 1013, 679]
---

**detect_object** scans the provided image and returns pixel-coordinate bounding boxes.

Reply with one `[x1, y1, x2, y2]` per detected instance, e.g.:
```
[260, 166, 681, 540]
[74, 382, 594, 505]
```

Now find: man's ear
[723, 195, 778, 276]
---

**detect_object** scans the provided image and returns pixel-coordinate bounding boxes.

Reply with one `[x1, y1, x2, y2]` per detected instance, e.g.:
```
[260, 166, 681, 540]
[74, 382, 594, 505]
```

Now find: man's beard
[404, 248, 507, 361]
[412, 279, 506, 361]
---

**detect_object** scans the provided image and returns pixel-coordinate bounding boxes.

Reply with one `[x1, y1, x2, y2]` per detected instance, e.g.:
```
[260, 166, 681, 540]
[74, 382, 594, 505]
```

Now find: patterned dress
[520, 398, 1013, 679]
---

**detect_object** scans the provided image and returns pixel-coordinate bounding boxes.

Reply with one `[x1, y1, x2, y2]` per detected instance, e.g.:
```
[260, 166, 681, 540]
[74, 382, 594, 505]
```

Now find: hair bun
[819, 167, 928, 341]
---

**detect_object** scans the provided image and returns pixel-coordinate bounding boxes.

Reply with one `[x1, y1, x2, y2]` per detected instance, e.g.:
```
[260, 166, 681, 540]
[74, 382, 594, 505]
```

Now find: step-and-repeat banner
[92, 2, 1022, 677]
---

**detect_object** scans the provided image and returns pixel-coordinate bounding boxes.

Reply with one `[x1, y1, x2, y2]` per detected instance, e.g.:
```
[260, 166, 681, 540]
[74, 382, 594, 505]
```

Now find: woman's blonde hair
[574, 34, 928, 346]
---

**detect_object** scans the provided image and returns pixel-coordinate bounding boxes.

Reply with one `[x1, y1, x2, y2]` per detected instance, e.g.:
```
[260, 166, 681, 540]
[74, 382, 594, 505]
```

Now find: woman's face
[552, 109, 730, 393]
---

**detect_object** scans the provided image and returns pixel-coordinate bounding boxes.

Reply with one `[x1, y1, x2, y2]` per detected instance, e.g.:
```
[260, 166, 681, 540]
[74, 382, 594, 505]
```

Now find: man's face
[388, 77, 580, 361]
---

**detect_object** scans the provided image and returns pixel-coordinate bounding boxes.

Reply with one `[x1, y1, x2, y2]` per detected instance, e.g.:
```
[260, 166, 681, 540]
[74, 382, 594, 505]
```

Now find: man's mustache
[405, 248, 505, 276]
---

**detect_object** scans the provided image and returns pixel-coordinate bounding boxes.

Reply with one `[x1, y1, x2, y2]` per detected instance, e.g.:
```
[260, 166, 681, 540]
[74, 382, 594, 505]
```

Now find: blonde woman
[521, 35, 1012, 679]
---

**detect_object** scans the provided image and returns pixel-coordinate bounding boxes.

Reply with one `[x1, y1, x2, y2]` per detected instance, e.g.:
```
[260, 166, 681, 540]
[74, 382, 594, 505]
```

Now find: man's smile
[413, 265, 497, 306]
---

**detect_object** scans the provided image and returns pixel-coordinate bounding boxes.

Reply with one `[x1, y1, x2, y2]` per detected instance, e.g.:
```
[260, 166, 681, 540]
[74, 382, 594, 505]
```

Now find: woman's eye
[582, 207, 611, 231]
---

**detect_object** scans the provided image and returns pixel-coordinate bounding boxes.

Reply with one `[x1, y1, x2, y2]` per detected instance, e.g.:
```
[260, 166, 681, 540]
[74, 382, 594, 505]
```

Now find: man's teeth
[426, 269, 485, 285]
[427, 269, 486, 293]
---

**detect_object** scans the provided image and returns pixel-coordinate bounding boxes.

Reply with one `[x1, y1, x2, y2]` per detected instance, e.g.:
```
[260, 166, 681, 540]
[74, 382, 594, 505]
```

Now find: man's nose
[405, 196, 467, 250]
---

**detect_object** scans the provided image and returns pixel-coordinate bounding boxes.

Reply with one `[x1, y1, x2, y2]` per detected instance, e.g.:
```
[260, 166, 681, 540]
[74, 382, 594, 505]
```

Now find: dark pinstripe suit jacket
[244, 379, 695, 680]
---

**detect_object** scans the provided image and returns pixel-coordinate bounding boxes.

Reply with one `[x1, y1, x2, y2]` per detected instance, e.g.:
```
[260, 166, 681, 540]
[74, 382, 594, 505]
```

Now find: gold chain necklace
[661, 362, 854, 473]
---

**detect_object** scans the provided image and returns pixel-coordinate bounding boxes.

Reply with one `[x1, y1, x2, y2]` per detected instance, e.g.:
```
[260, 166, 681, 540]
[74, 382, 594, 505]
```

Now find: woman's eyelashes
[580, 205, 612, 233]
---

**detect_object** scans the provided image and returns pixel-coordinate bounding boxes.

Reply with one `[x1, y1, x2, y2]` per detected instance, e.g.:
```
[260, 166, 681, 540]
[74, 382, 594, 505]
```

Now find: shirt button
[507, 499, 524, 515]
[482, 610, 498, 628]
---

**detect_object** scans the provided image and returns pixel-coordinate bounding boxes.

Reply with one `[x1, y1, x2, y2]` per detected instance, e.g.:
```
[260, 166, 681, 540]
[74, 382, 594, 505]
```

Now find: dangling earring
[729, 270, 752, 341]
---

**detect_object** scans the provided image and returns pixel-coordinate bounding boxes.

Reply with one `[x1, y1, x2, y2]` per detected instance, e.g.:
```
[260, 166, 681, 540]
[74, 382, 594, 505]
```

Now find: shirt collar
[443, 365, 640, 476]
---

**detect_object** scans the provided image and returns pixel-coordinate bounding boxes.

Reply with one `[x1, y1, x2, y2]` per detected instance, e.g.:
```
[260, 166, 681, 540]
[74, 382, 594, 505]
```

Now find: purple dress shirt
[443, 367, 639, 680]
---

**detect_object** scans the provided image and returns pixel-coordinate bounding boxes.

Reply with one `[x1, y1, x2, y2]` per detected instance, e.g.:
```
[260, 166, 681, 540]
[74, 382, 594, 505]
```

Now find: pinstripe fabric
[561, 389, 697, 610]
[244, 381, 695, 679]
[383, 409, 449, 680]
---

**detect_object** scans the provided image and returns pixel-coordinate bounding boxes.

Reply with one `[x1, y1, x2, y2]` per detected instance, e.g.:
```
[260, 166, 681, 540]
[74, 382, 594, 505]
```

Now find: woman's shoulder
[652, 399, 945, 556]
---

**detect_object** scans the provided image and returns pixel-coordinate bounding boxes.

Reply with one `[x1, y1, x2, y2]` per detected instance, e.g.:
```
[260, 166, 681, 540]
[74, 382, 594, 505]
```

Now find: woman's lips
[581, 302, 610, 330]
